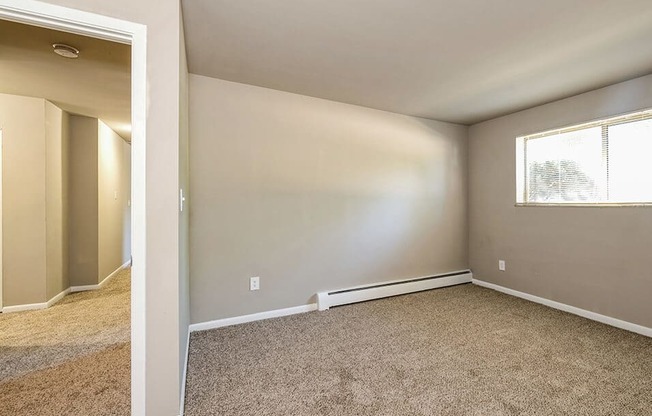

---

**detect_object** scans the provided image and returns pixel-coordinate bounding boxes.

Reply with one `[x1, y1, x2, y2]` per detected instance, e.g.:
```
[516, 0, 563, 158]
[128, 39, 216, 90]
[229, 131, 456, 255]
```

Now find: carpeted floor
[185, 283, 652, 415]
[0, 269, 131, 415]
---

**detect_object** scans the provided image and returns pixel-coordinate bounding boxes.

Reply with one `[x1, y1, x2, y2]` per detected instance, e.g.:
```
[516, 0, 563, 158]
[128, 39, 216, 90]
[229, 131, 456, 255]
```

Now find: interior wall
[45, 101, 66, 299]
[23, 1, 183, 413]
[469, 73, 652, 328]
[69, 115, 99, 286]
[98, 120, 130, 280]
[61, 110, 70, 292]
[189, 75, 468, 324]
[68, 117, 131, 286]
[0, 93, 47, 306]
[178, 6, 191, 398]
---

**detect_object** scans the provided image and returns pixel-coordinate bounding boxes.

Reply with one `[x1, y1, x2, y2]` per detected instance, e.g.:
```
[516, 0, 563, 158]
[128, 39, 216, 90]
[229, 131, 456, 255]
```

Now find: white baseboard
[70, 259, 131, 293]
[2, 287, 71, 313]
[472, 278, 652, 338]
[2, 260, 131, 313]
[317, 270, 473, 311]
[47, 287, 71, 307]
[179, 326, 190, 416]
[2, 301, 47, 313]
[189, 303, 318, 333]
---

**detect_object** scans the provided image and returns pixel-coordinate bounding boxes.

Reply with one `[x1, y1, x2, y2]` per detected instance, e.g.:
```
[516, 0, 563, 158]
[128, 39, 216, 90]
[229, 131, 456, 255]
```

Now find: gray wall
[469, 73, 652, 328]
[189, 75, 469, 324]
[69, 116, 99, 286]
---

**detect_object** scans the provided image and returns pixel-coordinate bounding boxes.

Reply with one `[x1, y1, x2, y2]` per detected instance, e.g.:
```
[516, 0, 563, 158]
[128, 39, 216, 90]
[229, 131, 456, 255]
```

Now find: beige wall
[69, 116, 99, 286]
[469, 74, 652, 328]
[0, 104, 128, 301]
[45, 101, 68, 299]
[68, 117, 131, 286]
[98, 120, 130, 280]
[189, 75, 468, 324]
[0, 95, 74, 305]
[0, 93, 47, 306]
[61, 110, 70, 293]
[121, 139, 132, 264]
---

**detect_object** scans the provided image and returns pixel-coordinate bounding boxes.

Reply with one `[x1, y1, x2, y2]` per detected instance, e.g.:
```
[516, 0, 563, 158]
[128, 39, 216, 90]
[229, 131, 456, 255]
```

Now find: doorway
[0, 2, 146, 413]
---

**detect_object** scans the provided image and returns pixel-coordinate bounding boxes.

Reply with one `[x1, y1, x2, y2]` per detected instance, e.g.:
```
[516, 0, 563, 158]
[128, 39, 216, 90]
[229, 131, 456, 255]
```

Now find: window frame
[515, 108, 652, 207]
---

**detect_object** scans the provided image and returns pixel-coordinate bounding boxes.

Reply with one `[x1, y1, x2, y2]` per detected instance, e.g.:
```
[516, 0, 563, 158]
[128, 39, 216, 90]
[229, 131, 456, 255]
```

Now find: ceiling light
[52, 43, 79, 59]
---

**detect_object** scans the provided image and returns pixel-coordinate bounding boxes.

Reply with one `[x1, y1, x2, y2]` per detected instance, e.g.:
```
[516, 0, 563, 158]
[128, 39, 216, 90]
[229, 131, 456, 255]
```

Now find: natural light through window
[516, 110, 652, 205]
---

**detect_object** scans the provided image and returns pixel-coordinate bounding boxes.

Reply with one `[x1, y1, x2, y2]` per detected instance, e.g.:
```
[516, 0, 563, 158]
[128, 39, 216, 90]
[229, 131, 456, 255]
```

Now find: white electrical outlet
[250, 276, 260, 291]
[498, 260, 506, 271]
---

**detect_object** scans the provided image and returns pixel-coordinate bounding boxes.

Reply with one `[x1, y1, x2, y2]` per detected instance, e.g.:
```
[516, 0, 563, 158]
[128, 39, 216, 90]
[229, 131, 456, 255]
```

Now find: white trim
[2, 287, 71, 313]
[70, 260, 131, 293]
[2, 301, 47, 313]
[69, 284, 102, 293]
[472, 279, 652, 338]
[179, 328, 190, 416]
[189, 304, 318, 333]
[1, 258, 131, 312]
[0, 129, 3, 311]
[318, 270, 473, 311]
[0, 2, 148, 414]
[0, 0, 133, 43]
[47, 287, 71, 307]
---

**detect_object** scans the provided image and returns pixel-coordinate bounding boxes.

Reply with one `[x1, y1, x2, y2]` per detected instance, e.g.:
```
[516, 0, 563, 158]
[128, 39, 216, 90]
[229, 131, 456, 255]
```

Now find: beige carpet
[185, 283, 652, 415]
[0, 269, 131, 415]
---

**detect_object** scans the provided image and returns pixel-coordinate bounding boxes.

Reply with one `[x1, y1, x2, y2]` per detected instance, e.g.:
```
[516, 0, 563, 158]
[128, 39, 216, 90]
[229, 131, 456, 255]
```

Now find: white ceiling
[0, 20, 131, 140]
[182, 0, 652, 125]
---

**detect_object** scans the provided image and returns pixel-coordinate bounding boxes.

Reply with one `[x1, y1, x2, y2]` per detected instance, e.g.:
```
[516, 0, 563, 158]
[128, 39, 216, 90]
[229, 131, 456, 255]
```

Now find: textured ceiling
[182, 0, 652, 125]
[0, 20, 131, 140]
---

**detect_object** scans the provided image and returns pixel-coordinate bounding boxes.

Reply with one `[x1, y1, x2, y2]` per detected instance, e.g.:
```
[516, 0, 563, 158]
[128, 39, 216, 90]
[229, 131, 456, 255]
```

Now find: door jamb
[0, 1, 147, 413]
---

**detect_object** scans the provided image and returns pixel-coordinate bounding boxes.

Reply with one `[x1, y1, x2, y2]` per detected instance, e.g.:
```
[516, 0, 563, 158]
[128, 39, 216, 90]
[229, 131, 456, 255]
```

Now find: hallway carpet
[185, 283, 652, 415]
[0, 268, 130, 415]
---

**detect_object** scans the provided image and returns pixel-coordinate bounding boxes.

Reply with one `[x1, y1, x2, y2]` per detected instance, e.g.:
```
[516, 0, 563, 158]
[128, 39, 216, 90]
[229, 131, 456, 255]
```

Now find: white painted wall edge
[472, 278, 652, 338]
[179, 328, 190, 416]
[189, 303, 318, 333]
[70, 259, 132, 292]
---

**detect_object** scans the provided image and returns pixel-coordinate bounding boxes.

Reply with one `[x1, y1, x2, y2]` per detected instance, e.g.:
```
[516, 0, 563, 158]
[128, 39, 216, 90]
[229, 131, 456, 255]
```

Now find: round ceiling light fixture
[52, 43, 80, 59]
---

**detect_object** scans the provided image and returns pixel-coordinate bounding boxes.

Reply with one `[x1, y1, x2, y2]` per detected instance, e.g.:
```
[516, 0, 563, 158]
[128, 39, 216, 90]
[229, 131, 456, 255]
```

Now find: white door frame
[0, 1, 147, 414]
[0, 129, 2, 311]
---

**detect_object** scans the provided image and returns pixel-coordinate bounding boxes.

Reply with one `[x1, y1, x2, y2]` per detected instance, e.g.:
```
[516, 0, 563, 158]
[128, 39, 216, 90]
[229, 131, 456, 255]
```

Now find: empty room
[1, 0, 651, 415]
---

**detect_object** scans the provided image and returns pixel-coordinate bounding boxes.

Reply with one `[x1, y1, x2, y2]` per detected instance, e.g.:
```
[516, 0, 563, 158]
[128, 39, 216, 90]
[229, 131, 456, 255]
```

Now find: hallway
[0, 269, 130, 415]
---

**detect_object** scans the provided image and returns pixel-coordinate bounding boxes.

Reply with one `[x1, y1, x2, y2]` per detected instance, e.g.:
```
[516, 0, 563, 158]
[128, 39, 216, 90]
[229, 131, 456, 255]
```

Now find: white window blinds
[516, 110, 652, 205]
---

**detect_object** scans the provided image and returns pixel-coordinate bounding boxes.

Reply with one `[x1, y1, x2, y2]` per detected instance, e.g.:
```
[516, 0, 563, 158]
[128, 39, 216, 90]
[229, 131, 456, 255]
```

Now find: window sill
[515, 203, 652, 208]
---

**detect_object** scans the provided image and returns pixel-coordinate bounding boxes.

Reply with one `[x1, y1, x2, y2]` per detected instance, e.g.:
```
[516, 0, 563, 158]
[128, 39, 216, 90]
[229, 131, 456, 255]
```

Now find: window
[516, 110, 652, 205]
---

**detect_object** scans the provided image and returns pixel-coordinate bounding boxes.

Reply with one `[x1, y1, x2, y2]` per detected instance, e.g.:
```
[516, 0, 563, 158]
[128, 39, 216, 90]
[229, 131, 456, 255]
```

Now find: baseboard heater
[317, 269, 472, 311]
